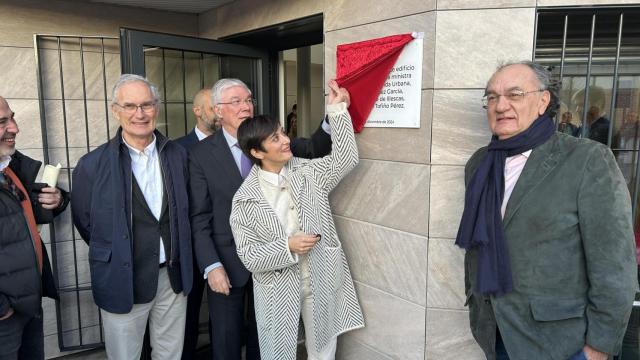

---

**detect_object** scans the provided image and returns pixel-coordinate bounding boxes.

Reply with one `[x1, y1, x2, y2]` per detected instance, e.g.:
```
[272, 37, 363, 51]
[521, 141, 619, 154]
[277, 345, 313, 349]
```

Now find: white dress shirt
[194, 126, 209, 141]
[122, 135, 166, 264]
[257, 166, 307, 270]
[501, 150, 532, 218]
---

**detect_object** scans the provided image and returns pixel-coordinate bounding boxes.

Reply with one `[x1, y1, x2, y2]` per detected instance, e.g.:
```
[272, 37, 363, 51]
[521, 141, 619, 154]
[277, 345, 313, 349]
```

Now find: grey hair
[211, 78, 251, 105]
[111, 74, 160, 106]
[493, 61, 560, 118]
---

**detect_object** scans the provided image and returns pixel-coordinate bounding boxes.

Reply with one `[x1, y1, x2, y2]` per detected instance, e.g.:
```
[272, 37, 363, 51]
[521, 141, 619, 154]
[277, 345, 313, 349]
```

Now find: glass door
[119, 28, 271, 139]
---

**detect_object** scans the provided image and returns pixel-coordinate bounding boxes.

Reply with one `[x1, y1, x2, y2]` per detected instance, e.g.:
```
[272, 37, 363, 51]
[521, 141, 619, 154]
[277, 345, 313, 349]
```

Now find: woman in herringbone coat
[230, 81, 364, 360]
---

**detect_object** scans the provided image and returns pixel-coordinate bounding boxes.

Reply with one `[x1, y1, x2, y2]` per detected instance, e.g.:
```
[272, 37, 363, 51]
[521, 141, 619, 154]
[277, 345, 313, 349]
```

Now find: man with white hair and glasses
[72, 74, 193, 360]
[457, 61, 636, 360]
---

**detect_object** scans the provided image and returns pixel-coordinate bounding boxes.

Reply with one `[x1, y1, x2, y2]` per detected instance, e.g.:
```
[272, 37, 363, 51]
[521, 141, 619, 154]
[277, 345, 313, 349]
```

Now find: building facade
[0, 0, 638, 358]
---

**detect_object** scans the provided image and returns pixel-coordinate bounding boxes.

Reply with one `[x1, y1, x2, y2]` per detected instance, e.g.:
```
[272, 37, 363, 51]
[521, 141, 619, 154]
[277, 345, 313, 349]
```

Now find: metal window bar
[535, 8, 640, 257]
[608, 13, 624, 152]
[579, 14, 597, 139]
[161, 49, 169, 136]
[556, 14, 569, 126]
[182, 51, 188, 135]
[34, 34, 118, 352]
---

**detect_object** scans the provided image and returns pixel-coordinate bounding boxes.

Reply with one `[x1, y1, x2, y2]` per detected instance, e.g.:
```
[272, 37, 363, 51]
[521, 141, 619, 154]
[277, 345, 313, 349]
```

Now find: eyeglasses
[114, 101, 157, 114]
[481, 89, 545, 109]
[217, 98, 257, 107]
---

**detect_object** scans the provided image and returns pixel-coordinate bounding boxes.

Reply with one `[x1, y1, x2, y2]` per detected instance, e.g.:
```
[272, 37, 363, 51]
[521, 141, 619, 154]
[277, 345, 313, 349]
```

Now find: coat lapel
[502, 134, 561, 229]
[235, 167, 289, 239]
[208, 130, 243, 187]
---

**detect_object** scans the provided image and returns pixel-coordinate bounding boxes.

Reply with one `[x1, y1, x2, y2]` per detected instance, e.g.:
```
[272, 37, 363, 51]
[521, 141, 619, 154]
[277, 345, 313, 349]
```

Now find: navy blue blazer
[175, 129, 199, 150]
[71, 129, 193, 314]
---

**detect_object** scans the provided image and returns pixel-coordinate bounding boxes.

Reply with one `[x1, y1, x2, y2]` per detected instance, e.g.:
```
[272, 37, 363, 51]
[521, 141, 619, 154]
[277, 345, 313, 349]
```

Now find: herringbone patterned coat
[230, 103, 365, 360]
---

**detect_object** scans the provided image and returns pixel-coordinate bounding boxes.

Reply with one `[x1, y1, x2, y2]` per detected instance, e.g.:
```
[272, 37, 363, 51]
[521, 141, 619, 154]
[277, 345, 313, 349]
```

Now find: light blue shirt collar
[222, 127, 237, 149]
[0, 155, 11, 172]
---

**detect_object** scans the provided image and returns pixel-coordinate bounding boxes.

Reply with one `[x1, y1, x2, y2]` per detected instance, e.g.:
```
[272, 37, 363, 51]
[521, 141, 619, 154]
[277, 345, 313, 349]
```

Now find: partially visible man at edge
[188, 78, 333, 360]
[72, 74, 193, 360]
[456, 61, 636, 360]
[0, 96, 69, 359]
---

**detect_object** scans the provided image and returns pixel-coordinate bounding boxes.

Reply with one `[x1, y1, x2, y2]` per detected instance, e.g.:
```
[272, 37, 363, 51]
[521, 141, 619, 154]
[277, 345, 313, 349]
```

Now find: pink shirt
[501, 150, 532, 218]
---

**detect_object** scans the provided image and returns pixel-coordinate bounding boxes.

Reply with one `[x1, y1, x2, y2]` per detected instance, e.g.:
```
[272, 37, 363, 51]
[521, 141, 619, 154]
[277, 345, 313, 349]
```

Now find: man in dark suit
[0, 96, 68, 359]
[189, 78, 332, 360]
[176, 88, 219, 360]
[176, 88, 219, 150]
[457, 61, 636, 360]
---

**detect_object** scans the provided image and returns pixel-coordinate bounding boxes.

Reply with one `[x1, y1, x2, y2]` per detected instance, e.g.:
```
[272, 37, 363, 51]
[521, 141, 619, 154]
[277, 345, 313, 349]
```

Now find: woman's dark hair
[237, 114, 280, 166]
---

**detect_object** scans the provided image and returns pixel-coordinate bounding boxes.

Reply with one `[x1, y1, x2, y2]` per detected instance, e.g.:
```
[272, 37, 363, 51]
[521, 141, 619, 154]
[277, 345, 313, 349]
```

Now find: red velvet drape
[335, 33, 414, 132]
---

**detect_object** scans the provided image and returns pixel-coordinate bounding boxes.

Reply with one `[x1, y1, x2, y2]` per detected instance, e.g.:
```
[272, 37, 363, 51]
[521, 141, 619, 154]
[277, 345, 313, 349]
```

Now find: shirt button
[289, 205, 294, 210]
[280, 187, 286, 192]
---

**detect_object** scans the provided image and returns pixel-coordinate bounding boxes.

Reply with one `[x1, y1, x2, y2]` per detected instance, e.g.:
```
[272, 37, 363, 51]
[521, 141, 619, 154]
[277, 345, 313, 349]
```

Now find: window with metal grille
[535, 7, 640, 359]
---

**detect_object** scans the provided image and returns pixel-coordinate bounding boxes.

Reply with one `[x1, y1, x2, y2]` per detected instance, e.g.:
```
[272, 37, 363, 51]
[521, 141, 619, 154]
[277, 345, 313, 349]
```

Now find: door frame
[119, 28, 272, 116]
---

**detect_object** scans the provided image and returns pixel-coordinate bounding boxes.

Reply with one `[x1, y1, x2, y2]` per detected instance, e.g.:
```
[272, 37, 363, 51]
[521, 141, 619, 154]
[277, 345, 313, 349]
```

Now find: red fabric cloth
[335, 33, 414, 132]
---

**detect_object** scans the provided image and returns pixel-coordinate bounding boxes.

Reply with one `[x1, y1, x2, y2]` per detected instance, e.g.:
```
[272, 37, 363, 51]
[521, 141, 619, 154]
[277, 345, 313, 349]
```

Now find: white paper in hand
[41, 163, 62, 187]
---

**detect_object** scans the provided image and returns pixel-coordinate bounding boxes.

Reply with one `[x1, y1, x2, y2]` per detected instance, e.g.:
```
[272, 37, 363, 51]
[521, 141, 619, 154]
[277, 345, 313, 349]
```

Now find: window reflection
[536, 7, 640, 359]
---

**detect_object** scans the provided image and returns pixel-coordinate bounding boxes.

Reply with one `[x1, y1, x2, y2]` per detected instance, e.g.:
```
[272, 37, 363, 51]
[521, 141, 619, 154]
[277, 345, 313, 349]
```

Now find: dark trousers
[206, 279, 259, 360]
[0, 309, 44, 360]
[182, 264, 209, 360]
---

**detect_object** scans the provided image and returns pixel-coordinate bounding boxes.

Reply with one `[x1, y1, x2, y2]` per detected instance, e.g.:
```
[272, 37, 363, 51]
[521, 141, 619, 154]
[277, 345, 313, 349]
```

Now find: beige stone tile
[356, 90, 432, 164]
[427, 238, 466, 310]
[0, 47, 38, 99]
[325, 0, 435, 31]
[434, 8, 535, 89]
[199, 0, 322, 39]
[330, 159, 430, 236]
[538, 0, 640, 4]
[325, 11, 436, 90]
[335, 216, 428, 306]
[16, 148, 44, 163]
[431, 89, 491, 165]
[42, 297, 57, 337]
[44, 289, 100, 337]
[336, 335, 393, 360]
[44, 324, 104, 358]
[39, 48, 120, 101]
[43, 99, 115, 148]
[0, 0, 197, 48]
[437, 0, 534, 9]
[51, 239, 91, 290]
[47, 146, 89, 170]
[348, 281, 425, 360]
[425, 309, 485, 360]
[429, 165, 465, 239]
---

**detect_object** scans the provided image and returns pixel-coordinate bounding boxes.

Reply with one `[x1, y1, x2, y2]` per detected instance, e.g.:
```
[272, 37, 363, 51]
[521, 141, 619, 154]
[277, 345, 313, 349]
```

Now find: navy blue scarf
[456, 115, 556, 296]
